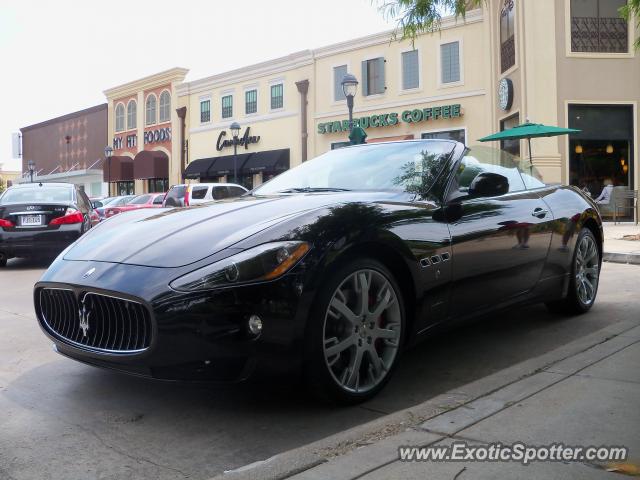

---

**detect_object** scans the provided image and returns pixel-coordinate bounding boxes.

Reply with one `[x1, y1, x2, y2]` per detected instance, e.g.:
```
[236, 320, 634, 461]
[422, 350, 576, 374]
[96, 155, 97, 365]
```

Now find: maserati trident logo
[78, 300, 90, 337]
[83, 267, 96, 279]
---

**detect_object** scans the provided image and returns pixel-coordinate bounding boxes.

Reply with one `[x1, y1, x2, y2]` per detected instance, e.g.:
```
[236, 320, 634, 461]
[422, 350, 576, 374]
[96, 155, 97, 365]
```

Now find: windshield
[253, 141, 455, 196]
[0, 185, 73, 204]
[128, 194, 152, 205]
[102, 197, 121, 206]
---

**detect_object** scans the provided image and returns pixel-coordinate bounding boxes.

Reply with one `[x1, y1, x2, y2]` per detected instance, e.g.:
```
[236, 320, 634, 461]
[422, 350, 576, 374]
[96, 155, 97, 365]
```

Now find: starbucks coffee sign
[317, 104, 462, 134]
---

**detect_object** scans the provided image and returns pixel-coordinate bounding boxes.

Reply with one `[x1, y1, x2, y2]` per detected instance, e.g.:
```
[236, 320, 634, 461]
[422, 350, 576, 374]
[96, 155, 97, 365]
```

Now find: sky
[0, 0, 396, 172]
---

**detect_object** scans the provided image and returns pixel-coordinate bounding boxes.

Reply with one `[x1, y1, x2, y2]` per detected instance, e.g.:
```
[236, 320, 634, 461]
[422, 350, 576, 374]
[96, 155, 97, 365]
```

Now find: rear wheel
[306, 258, 405, 404]
[0, 254, 6, 268]
[546, 228, 600, 315]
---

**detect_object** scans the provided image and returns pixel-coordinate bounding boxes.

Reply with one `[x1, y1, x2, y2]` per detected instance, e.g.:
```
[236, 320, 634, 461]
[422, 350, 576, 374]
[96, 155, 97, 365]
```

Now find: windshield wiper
[276, 187, 352, 193]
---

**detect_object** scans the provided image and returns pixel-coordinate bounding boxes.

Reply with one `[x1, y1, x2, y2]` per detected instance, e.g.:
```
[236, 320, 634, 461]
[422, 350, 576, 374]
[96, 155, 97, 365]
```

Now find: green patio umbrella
[478, 122, 581, 164]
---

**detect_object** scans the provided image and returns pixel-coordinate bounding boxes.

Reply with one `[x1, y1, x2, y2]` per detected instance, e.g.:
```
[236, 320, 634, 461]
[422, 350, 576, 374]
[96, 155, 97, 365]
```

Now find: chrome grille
[38, 288, 152, 353]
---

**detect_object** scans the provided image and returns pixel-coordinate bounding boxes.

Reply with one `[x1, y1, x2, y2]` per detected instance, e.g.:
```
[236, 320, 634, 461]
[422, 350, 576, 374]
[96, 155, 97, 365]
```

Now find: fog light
[248, 315, 263, 335]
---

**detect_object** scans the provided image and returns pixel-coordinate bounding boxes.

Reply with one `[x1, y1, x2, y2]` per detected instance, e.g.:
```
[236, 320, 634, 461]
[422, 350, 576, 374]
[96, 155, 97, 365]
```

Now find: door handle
[532, 207, 549, 218]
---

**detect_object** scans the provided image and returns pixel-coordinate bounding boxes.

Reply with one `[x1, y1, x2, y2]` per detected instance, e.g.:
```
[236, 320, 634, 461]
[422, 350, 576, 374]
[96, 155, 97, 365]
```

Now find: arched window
[146, 94, 157, 126]
[127, 100, 137, 130]
[115, 103, 125, 132]
[159, 91, 171, 123]
[500, 0, 515, 73]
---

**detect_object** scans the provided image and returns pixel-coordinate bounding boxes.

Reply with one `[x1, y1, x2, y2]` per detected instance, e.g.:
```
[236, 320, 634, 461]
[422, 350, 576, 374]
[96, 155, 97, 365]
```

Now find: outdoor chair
[612, 189, 638, 225]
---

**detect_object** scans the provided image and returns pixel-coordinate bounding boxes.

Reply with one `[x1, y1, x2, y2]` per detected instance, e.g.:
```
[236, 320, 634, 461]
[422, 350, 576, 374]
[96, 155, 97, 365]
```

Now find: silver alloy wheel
[322, 269, 402, 394]
[575, 234, 599, 306]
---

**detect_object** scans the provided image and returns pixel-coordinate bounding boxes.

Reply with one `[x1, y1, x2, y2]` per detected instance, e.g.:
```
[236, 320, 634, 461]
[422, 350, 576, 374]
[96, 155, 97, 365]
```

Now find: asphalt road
[1, 258, 638, 480]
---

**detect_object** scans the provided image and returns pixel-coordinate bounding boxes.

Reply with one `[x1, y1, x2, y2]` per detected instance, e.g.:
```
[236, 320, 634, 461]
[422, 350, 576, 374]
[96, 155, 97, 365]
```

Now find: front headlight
[170, 241, 311, 292]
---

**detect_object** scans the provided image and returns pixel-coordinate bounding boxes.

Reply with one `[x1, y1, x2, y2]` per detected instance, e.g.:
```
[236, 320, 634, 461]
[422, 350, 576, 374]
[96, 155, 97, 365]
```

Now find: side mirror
[468, 172, 509, 198]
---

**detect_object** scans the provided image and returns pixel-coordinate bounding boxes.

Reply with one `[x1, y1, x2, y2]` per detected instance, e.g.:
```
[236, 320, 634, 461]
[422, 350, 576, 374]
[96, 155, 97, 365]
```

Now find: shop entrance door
[568, 105, 634, 220]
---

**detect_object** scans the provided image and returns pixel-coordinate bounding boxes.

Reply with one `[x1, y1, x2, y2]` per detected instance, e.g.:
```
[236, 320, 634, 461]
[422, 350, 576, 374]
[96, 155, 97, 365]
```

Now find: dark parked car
[0, 182, 94, 266]
[34, 141, 602, 403]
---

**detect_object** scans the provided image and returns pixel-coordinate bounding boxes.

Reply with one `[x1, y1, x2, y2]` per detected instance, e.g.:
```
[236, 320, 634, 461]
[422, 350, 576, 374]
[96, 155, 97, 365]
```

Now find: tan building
[0, 164, 20, 190]
[104, 68, 188, 195]
[147, 1, 638, 215]
[177, 53, 314, 189]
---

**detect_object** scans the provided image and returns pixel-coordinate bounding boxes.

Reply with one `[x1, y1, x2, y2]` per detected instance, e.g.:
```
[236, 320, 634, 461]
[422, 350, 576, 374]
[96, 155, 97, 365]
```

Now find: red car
[105, 193, 165, 218]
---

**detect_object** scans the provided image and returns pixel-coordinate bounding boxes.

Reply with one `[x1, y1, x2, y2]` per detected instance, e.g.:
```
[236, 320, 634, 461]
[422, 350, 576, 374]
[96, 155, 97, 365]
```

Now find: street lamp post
[341, 73, 359, 135]
[27, 160, 35, 183]
[104, 146, 113, 196]
[230, 122, 241, 184]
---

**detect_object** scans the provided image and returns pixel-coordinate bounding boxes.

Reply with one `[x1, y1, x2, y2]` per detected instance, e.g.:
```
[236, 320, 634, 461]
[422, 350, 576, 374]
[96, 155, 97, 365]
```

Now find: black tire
[546, 228, 601, 315]
[0, 255, 6, 268]
[304, 258, 406, 405]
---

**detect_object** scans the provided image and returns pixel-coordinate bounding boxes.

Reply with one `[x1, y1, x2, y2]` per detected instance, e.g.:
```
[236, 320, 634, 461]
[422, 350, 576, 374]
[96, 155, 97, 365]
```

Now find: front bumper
[0, 225, 81, 258]
[34, 258, 313, 382]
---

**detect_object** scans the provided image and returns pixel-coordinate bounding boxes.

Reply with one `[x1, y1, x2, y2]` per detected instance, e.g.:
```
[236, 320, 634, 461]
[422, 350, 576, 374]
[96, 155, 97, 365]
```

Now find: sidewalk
[215, 313, 640, 480]
[286, 324, 640, 480]
[603, 222, 640, 265]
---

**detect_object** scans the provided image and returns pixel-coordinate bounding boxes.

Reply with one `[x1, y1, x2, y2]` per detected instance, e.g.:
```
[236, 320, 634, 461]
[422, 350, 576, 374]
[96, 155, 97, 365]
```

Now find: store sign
[317, 104, 462, 134]
[498, 78, 514, 111]
[144, 127, 171, 144]
[216, 127, 260, 151]
[113, 134, 138, 150]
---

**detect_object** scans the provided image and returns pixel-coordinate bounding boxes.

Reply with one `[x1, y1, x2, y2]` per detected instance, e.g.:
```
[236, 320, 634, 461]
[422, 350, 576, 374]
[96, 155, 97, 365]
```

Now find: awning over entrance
[242, 149, 290, 173]
[103, 156, 134, 182]
[183, 158, 216, 179]
[188, 149, 291, 179]
[208, 153, 250, 176]
[133, 150, 169, 180]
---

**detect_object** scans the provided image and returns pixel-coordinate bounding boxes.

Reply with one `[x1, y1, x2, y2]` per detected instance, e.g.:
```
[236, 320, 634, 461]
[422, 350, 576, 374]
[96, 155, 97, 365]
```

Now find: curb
[211, 318, 640, 480]
[603, 251, 640, 265]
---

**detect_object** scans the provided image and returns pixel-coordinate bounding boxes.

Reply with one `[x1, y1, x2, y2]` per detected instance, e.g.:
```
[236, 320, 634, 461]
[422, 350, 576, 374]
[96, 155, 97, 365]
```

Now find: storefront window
[568, 104, 634, 219]
[116, 181, 135, 195]
[148, 178, 168, 193]
[146, 95, 157, 125]
[159, 91, 171, 123]
[331, 141, 351, 150]
[362, 57, 385, 96]
[570, 0, 628, 53]
[334, 65, 348, 101]
[115, 103, 125, 132]
[200, 99, 211, 123]
[270, 84, 284, 110]
[440, 42, 460, 84]
[245, 90, 257, 114]
[500, 0, 515, 72]
[222, 95, 233, 119]
[500, 114, 520, 157]
[239, 174, 253, 190]
[402, 50, 419, 90]
[127, 100, 137, 130]
[421, 129, 466, 144]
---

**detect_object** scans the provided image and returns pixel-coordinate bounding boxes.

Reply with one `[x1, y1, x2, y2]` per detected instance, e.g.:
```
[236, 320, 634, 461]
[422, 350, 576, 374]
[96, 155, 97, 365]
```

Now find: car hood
[63, 192, 406, 268]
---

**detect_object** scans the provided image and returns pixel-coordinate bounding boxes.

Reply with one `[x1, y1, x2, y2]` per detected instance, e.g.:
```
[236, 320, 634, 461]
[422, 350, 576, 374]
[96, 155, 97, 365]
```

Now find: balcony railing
[571, 16, 628, 53]
[501, 35, 515, 73]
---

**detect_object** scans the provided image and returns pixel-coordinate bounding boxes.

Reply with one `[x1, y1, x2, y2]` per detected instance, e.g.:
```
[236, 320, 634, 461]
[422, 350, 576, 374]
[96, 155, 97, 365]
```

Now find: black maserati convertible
[34, 140, 602, 403]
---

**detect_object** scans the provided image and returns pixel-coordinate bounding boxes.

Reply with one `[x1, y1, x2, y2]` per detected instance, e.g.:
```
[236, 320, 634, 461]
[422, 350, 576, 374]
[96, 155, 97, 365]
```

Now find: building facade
[100, 0, 636, 218]
[104, 68, 188, 195]
[0, 164, 20, 190]
[17, 104, 108, 196]
[177, 53, 314, 189]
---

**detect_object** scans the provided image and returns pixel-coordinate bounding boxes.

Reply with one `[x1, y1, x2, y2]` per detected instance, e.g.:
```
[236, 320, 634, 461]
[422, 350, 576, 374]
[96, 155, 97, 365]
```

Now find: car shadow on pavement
[1, 299, 618, 477]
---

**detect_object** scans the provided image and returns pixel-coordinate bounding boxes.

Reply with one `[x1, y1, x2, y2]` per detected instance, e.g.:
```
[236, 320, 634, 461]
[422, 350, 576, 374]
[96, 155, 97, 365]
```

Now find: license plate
[20, 215, 42, 226]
